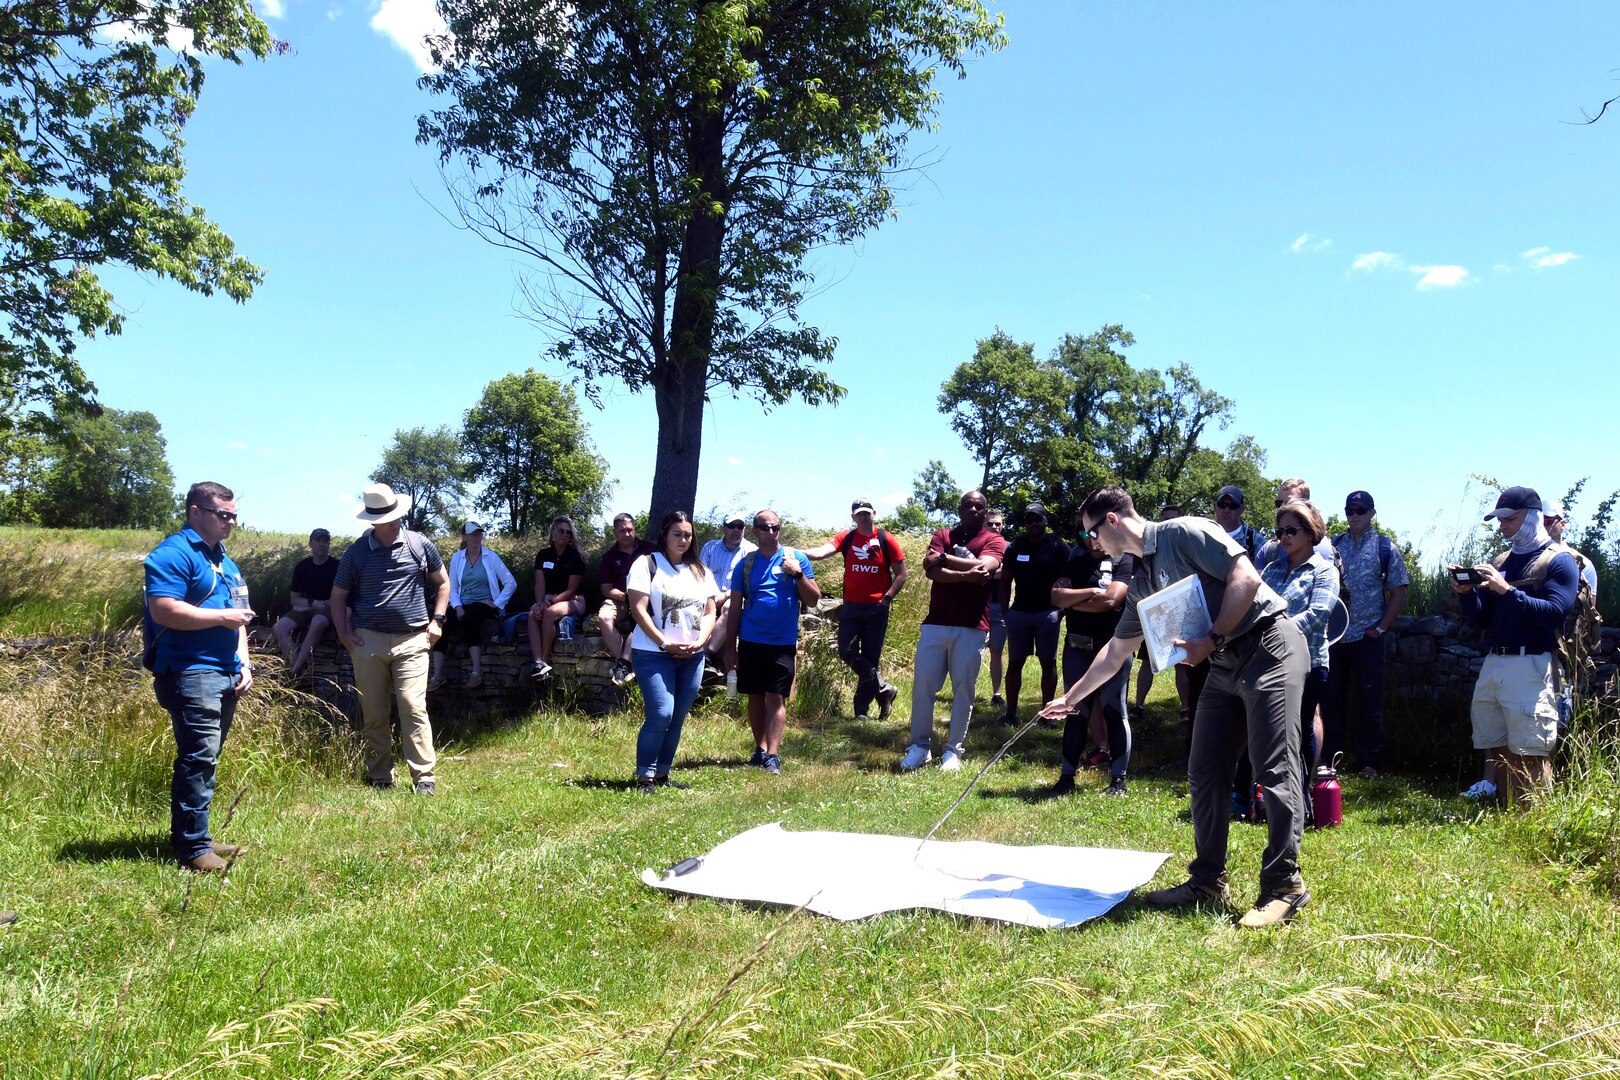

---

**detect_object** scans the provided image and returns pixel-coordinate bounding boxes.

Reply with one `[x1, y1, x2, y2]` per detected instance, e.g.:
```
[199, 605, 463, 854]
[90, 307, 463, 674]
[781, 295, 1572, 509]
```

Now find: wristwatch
[431, 613, 447, 625]
[1208, 630, 1228, 650]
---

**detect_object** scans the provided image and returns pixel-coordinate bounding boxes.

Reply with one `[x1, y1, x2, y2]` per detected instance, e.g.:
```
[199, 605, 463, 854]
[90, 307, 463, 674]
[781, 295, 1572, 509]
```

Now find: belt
[1489, 645, 1550, 657]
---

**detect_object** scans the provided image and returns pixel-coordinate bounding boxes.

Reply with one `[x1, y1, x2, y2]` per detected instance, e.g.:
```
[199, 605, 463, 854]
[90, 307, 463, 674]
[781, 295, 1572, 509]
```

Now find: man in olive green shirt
[1040, 485, 1311, 929]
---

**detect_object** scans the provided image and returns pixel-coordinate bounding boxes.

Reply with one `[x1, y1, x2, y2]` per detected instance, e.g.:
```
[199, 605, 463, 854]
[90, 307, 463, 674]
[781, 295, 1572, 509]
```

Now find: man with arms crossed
[900, 490, 1006, 772]
[803, 498, 908, 719]
[725, 509, 820, 773]
[330, 483, 450, 795]
[1040, 486, 1310, 928]
[145, 481, 255, 873]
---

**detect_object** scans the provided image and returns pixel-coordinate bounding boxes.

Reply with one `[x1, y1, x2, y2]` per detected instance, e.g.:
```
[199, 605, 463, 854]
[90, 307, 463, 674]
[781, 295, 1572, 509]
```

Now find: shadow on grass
[57, 833, 169, 864]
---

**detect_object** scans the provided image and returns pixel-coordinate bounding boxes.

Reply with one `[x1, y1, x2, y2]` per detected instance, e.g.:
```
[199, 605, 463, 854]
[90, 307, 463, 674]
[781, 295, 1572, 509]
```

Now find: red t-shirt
[832, 528, 906, 605]
[923, 526, 1007, 630]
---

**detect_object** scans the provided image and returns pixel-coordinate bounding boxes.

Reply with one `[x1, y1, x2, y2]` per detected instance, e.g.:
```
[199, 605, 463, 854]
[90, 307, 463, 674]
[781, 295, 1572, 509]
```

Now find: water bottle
[725, 669, 738, 700]
[557, 613, 576, 642]
[1247, 783, 1266, 823]
[1311, 754, 1343, 828]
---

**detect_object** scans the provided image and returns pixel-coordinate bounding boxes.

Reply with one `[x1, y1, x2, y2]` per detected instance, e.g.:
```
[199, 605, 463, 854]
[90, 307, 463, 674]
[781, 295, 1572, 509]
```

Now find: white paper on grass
[1138, 573, 1212, 673]
[640, 823, 1169, 929]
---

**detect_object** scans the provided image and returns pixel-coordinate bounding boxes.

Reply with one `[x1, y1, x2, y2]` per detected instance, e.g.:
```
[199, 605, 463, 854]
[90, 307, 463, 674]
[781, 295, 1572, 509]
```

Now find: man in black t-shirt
[997, 504, 1071, 726]
[1050, 534, 1137, 796]
[273, 528, 339, 677]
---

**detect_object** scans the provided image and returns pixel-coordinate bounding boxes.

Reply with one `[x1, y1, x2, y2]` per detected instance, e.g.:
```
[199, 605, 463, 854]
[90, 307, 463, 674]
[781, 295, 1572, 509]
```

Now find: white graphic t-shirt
[626, 553, 719, 651]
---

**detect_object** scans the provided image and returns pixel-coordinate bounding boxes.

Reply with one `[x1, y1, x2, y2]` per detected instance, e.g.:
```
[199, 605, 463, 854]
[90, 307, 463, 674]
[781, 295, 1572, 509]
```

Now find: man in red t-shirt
[805, 498, 909, 719]
[899, 490, 1006, 772]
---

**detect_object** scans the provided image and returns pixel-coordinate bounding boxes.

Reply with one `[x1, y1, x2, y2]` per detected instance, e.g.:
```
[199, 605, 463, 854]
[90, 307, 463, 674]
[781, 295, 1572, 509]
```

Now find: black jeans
[1060, 640, 1132, 780]
[837, 601, 893, 715]
[1323, 634, 1388, 770]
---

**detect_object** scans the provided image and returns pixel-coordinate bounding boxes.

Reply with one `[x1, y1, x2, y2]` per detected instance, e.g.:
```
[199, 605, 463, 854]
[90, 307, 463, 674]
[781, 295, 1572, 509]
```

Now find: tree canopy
[418, 0, 1004, 525]
[371, 426, 471, 534]
[1, 405, 177, 528]
[461, 371, 611, 534]
[0, 0, 274, 444]
[939, 325, 1272, 530]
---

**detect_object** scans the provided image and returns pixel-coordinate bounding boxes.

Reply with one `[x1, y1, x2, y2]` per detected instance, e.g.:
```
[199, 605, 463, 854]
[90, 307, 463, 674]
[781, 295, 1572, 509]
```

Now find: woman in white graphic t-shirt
[626, 510, 719, 792]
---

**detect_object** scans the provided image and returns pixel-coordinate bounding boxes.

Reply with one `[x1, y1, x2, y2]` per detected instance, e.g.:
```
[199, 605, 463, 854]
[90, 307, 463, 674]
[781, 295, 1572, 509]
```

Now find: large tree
[418, 0, 1004, 526]
[371, 425, 471, 534]
[461, 370, 611, 534]
[29, 406, 176, 528]
[1, 0, 276, 445]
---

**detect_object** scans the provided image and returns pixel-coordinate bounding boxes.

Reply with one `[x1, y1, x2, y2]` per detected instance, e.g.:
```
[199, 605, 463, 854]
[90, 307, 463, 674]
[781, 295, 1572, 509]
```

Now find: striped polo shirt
[334, 528, 444, 633]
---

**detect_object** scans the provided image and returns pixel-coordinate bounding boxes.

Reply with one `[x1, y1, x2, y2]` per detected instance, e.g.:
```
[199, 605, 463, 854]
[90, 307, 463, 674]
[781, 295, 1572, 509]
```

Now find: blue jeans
[153, 669, 239, 863]
[632, 647, 704, 778]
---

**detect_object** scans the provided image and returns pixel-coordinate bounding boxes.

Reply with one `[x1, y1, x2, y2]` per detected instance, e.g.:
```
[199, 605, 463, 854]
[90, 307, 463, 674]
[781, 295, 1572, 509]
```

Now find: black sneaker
[990, 694, 1005, 709]
[1105, 776, 1128, 798]
[996, 712, 1017, 727]
[876, 684, 899, 720]
[763, 754, 781, 774]
[634, 776, 657, 795]
[654, 775, 691, 790]
[363, 777, 394, 790]
[1050, 773, 1076, 797]
[748, 748, 766, 768]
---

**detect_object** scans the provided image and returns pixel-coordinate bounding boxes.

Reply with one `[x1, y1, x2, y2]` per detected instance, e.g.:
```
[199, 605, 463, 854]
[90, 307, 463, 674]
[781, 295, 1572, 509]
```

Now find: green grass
[5, 531, 1620, 1076]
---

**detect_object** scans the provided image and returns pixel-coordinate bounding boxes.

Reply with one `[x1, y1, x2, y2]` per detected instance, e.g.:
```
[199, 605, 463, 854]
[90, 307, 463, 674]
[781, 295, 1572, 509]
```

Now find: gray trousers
[1188, 615, 1309, 894]
[908, 623, 987, 756]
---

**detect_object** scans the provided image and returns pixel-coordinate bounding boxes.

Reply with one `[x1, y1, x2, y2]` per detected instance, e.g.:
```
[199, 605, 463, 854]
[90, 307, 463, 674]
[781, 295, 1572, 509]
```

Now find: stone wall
[1384, 612, 1619, 704]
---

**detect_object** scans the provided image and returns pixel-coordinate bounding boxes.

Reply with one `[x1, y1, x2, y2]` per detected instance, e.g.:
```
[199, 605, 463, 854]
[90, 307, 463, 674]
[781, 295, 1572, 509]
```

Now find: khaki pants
[349, 629, 435, 784]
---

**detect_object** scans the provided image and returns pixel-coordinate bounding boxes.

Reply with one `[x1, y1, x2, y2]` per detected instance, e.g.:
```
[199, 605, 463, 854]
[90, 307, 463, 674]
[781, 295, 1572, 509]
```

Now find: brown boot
[211, 842, 243, 858]
[182, 851, 230, 874]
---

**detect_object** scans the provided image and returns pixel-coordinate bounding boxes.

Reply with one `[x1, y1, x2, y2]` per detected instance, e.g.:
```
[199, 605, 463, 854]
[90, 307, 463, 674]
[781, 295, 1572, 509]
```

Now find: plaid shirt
[1260, 552, 1339, 669]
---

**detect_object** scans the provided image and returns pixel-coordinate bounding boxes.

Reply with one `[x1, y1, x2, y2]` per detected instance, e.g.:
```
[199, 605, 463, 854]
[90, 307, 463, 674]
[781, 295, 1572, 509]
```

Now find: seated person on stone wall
[526, 515, 588, 683]
[429, 521, 517, 690]
[273, 528, 338, 677]
[596, 512, 656, 689]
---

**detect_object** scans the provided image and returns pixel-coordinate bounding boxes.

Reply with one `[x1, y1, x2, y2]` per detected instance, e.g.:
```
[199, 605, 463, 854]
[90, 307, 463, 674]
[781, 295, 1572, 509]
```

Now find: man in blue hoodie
[1452, 486, 1578, 810]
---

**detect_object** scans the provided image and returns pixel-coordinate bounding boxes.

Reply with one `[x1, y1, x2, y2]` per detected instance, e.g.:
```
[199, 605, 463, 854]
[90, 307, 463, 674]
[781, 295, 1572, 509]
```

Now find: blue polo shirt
[144, 527, 247, 675]
[731, 546, 815, 646]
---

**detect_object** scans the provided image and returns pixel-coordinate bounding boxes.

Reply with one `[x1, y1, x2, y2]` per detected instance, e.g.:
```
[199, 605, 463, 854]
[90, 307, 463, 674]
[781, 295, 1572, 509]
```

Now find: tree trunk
[649, 362, 708, 528]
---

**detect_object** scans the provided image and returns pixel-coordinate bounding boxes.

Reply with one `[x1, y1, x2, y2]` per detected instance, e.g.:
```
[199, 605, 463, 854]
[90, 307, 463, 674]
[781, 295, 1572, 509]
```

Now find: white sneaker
[1461, 779, 1498, 801]
[938, 751, 963, 772]
[899, 744, 931, 771]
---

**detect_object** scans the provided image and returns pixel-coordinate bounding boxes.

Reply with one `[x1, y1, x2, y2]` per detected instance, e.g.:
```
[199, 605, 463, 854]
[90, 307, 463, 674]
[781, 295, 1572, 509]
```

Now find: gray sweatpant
[908, 623, 988, 757]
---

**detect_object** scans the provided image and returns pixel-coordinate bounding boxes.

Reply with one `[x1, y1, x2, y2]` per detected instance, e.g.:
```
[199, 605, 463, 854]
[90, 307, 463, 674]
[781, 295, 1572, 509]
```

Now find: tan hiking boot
[210, 842, 243, 858]
[1144, 878, 1230, 908]
[1238, 888, 1310, 929]
[182, 851, 230, 875]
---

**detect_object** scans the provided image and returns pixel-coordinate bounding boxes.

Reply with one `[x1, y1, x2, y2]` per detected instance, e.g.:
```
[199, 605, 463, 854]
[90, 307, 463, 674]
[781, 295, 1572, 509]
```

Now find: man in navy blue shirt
[144, 481, 256, 874]
[1452, 486, 1577, 809]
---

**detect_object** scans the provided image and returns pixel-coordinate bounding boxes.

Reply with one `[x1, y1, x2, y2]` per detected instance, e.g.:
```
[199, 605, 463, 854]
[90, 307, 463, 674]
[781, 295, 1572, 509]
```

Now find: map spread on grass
[641, 822, 1169, 928]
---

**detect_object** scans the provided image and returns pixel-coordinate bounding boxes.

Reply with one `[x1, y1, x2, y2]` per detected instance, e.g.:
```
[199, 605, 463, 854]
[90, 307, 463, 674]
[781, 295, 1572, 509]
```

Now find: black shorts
[737, 640, 797, 696]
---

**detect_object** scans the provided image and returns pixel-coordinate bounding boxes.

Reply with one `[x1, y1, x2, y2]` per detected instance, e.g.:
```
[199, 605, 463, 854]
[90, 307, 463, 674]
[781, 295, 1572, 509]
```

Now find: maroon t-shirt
[598, 539, 656, 594]
[922, 525, 1007, 631]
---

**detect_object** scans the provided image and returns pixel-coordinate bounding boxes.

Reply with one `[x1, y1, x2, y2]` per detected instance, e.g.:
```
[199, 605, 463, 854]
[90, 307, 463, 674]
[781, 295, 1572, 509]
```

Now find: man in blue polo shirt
[144, 481, 256, 874]
[724, 508, 819, 773]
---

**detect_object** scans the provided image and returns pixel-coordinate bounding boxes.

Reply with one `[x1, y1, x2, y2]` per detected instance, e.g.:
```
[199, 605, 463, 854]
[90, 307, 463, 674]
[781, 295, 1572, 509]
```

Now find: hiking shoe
[1357, 765, 1379, 780]
[938, 750, 963, 772]
[1461, 779, 1498, 801]
[1238, 888, 1310, 929]
[610, 661, 635, 688]
[467, 672, 483, 688]
[876, 684, 899, 719]
[990, 694, 1005, 709]
[748, 748, 767, 768]
[634, 776, 657, 795]
[210, 842, 243, 858]
[527, 660, 552, 683]
[900, 744, 931, 771]
[995, 712, 1017, 727]
[182, 851, 230, 875]
[1105, 776, 1128, 798]
[1144, 878, 1231, 909]
[654, 775, 691, 790]
[426, 674, 446, 692]
[763, 754, 781, 774]
[412, 780, 435, 796]
[1050, 773, 1076, 797]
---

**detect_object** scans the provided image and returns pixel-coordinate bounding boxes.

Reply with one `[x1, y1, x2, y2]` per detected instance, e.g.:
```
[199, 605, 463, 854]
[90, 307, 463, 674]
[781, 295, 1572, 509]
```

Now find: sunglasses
[1276, 526, 1307, 538]
[196, 506, 237, 524]
[1215, 500, 1240, 510]
[755, 522, 781, 532]
[554, 527, 574, 535]
[1345, 507, 1370, 516]
[1078, 525, 1099, 542]
[725, 522, 745, 528]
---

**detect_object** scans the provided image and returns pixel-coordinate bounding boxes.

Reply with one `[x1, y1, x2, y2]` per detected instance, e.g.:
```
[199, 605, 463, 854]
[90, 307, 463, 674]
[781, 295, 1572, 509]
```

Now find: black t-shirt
[1003, 533, 1072, 613]
[533, 545, 587, 597]
[290, 556, 339, 602]
[1059, 549, 1138, 640]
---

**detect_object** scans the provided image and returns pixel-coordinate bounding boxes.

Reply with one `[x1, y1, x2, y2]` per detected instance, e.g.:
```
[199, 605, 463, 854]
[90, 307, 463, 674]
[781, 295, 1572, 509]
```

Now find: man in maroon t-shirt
[899, 490, 1006, 772]
[596, 512, 655, 686]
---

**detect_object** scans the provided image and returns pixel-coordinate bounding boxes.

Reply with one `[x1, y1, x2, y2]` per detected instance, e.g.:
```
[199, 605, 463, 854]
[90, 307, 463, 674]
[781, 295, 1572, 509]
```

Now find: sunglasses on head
[1276, 526, 1307, 538]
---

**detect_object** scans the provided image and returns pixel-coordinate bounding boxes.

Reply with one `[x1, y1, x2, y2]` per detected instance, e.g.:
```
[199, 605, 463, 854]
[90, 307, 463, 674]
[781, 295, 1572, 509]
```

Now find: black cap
[1216, 485, 1245, 506]
[309, 528, 330, 541]
[1344, 490, 1375, 512]
[1484, 486, 1541, 521]
[1022, 503, 1048, 522]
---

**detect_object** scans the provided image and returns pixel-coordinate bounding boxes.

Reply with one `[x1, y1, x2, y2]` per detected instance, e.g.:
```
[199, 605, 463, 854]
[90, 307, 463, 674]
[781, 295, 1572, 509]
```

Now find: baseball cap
[1543, 499, 1567, 521]
[1022, 503, 1048, 522]
[723, 510, 748, 527]
[462, 520, 485, 535]
[1484, 486, 1541, 521]
[309, 528, 330, 541]
[851, 498, 876, 515]
[1344, 490, 1375, 512]
[1216, 485, 1245, 505]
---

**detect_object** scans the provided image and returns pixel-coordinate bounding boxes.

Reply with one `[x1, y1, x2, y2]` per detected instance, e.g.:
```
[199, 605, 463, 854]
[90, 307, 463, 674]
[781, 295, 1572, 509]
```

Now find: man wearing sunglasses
[144, 482, 256, 873]
[1038, 485, 1311, 928]
[1212, 485, 1264, 562]
[700, 511, 756, 669]
[1323, 490, 1408, 780]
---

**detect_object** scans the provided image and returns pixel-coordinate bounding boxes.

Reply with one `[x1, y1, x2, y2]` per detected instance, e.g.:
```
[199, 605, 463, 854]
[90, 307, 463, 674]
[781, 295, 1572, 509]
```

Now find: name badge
[543, 561, 555, 570]
[1016, 554, 1030, 562]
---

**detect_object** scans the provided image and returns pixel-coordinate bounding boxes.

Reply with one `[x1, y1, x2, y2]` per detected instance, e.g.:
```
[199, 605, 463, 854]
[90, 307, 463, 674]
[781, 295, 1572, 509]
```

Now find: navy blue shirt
[144, 527, 247, 675]
[1459, 544, 1577, 653]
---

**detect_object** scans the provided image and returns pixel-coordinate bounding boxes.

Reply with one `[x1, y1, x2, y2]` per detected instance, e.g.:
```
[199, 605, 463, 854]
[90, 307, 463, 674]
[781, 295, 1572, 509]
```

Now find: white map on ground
[640, 823, 1169, 929]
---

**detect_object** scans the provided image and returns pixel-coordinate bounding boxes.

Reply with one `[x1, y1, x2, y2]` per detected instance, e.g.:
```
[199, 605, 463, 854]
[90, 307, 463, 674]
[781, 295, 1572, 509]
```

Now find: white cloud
[1522, 246, 1578, 269]
[1409, 264, 1470, 290]
[102, 10, 196, 51]
[260, 0, 285, 18]
[726, 456, 743, 467]
[1291, 232, 1331, 254]
[371, 0, 447, 72]
[1352, 251, 1402, 272]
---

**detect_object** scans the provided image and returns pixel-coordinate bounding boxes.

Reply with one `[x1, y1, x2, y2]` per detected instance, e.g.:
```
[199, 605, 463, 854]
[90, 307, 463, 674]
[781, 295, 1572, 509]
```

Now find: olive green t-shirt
[1114, 518, 1286, 641]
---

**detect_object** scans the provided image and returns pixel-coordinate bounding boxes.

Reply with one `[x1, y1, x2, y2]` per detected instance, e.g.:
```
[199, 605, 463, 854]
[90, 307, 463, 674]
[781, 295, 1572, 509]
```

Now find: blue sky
[80, 3, 1620, 559]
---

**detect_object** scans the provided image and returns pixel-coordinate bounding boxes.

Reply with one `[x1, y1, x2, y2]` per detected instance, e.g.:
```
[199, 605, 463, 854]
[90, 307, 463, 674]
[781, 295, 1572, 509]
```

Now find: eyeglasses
[195, 505, 237, 524]
[1345, 507, 1370, 516]
[1215, 500, 1240, 511]
[1276, 526, 1307, 538]
[554, 527, 574, 536]
[754, 522, 781, 532]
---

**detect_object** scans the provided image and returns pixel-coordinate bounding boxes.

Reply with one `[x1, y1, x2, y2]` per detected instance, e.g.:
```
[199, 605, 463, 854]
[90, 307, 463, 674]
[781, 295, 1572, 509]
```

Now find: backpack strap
[741, 551, 756, 604]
